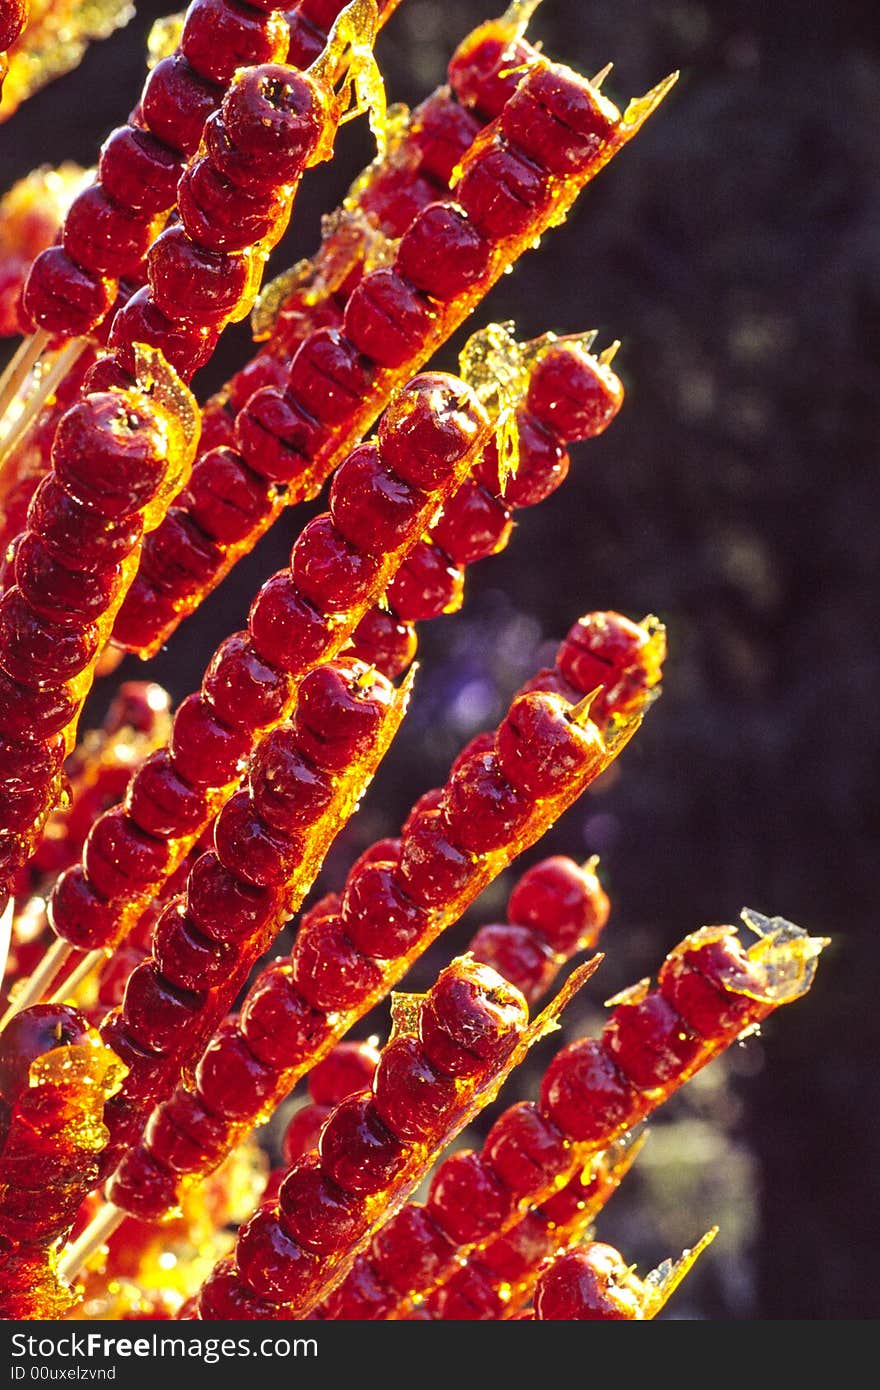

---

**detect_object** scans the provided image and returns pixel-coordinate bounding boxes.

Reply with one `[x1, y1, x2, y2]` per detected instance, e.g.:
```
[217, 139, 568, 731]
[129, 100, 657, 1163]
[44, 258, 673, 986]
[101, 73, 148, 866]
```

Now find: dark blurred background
[2, 0, 878, 1319]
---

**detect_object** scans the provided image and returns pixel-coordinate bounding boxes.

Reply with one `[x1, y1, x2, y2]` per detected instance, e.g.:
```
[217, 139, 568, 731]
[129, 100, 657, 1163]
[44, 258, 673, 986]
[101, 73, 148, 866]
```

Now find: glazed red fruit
[469, 922, 556, 1003]
[148, 225, 252, 325]
[278, 1154, 366, 1255]
[535, 1245, 643, 1320]
[418, 962, 527, 1079]
[236, 1208, 317, 1303]
[483, 1101, 569, 1200]
[0, 1005, 90, 1103]
[386, 542, 463, 622]
[369, 1205, 453, 1298]
[507, 856, 610, 954]
[213, 789, 301, 888]
[108, 286, 219, 379]
[281, 1103, 331, 1165]
[234, 386, 319, 484]
[181, 449, 272, 544]
[248, 574, 333, 672]
[185, 850, 277, 945]
[377, 375, 483, 488]
[540, 1037, 645, 1144]
[328, 445, 426, 555]
[249, 732, 333, 833]
[658, 933, 761, 1037]
[348, 608, 417, 679]
[496, 691, 604, 799]
[343, 269, 434, 369]
[396, 204, 489, 301]
[203, 631, 292, 729]
[318, 1093, 406, 1195]
[340, 860, 428, 959]
[557, 611, 652, 701]
[526, 345, 623, 440]
[195, 1029, 275, 1120]
[448, 33, 535, 118]
[63, 184, 158, 279]
[308, 1040, 380, 1106]
[22, 247, 115, 336]
[443, 751, 530, 853]
[181, 0, 288, 86]
[501, 66, 617, 178]
[239, 965, 330, 1067]
[52, 393, 167, 519]
[291, 515, 381, 612]
[397, 808, 473, 910]
[430, 481, 512, 566]
[294, 661, 391, 772]
[292, 913, 382, 1011]
[456, 143, 546, 242]
[140, 55, 222, 157]
[120, 961, 204, 1054]
[371, 1036, 459, 1142]
[213, 66, 324, 185]
[288, 330, 370, 426]
[98, 126, 184, 217]
[427, 1150, 510, 1245]
[603, 991, 702, 1090]
[28, 477, 143, 572]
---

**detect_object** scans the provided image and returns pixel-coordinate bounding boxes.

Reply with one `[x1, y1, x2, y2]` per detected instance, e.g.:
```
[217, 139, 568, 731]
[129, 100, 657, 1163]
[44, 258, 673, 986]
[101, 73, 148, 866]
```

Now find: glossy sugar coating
[422, 1141, 640, 1321]
[111, 34, 670, 659]
[194, 957, 531, 1318]
[104, 672, 629, 1229]
[323, 913, 825, 1319]
[45, 373, 486, 963]
[99, 657, 410, 1186]
[0, 1003, 124, 1281]
[0, 361, 198, 891]
[21, 1, 293, 338]
[351, 335, 624, 676]
[533, 1243, 647, 1320]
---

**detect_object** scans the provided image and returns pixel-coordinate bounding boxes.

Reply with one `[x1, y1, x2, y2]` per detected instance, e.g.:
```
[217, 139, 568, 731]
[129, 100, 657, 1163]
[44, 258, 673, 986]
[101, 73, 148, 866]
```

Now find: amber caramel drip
[306, 0, 386, 163]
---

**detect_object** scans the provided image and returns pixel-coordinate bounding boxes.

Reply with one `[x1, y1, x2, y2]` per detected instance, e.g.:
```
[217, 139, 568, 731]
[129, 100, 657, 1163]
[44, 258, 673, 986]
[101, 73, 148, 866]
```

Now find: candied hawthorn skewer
[0, 350, 199, 907]
[207, 13, 529, 420]
[1, 0, 388, 450]
[111, 40, 676, 657]
[90, 657, 412, 1187]
[0, 351, 198, 895]
[2, 682, 171, 1003]
[350, 329, 624, 679]
[0, 1002, 124, 1318]
[323, 910, 826, 1319]
[17, 374, 486, 1015]
[193, 953, 599, 1320]
[416, 1137, 644, 1322]
[529, 1231, 717, 1321]
[100, 668, 645, 1234]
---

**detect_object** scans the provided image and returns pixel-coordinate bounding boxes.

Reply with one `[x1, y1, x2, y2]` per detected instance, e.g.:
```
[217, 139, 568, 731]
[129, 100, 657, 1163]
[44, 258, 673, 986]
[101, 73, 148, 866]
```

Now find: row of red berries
[96, 658, 403, 1178]
[0, 380, 188, 886]
[104, 852, 607, 1224]
[110, 30, 625, 656]
[194, 957, 530, 1317]
[45, 374, 484, 961]
[321, 924, 775, 1319]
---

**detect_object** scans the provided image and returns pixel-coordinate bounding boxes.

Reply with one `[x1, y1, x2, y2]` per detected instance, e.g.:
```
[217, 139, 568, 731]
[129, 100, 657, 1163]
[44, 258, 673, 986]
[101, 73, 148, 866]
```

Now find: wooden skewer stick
[0, 329, 51, 424]
[0, 936, 76, 1033]
[57, 1204, 126, 1284]
[0, 338, 87, 469]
